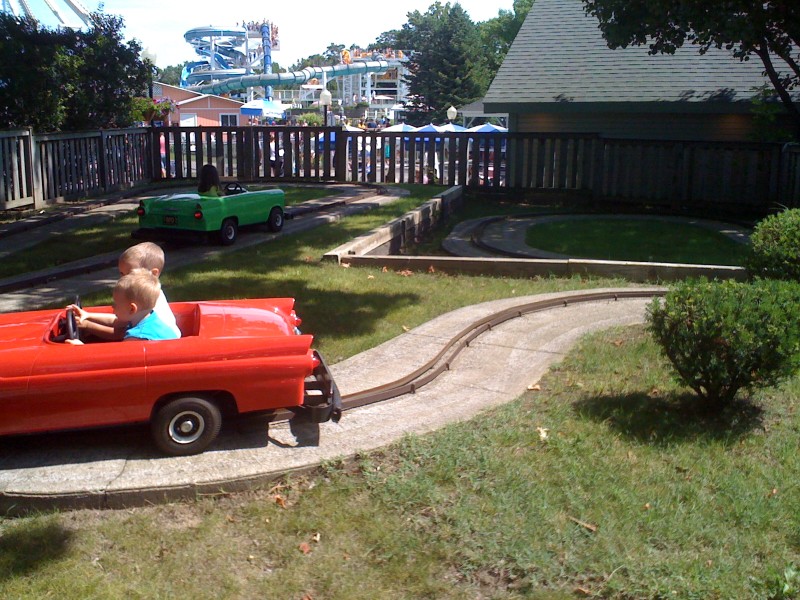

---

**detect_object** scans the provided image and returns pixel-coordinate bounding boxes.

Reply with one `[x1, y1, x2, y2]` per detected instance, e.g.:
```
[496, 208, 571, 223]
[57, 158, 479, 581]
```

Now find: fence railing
[2, 126, 799, 211]
[0, 128, 153, 210]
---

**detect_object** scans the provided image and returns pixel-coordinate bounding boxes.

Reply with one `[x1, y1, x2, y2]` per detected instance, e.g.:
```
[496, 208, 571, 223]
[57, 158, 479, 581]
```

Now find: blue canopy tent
[467, 122, 507, 133]
[439, 122, 467, 132]
[240, 99, 288, 119]
[382, 123, 418, 133]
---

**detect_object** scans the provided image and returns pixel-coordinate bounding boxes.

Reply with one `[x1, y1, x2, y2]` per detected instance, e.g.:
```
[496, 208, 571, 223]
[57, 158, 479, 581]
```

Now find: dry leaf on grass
[398, 269, 413, 277]
[427, 265, 436, 273]
[273, 495, 287, 508]
[299, 542, 312, 554]
[527, 383, 541, 391]
[568, 516, 597, 532]
[341, 262, 351, 268]
[536, 427, 549, 441]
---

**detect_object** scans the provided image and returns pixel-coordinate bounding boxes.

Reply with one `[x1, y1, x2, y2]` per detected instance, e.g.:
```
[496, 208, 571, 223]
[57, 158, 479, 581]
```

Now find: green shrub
[647, 278, 800, 408]
[748, 208, 800, 280]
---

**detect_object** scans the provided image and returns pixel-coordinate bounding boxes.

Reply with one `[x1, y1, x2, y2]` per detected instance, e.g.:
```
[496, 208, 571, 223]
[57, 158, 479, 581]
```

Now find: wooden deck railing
[2, 126, 799, 211]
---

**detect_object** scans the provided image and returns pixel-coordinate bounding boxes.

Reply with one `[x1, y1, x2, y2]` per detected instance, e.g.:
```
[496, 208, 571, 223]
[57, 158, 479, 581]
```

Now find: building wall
[176, 97, 243, 127]
[516, 112, 758, 142]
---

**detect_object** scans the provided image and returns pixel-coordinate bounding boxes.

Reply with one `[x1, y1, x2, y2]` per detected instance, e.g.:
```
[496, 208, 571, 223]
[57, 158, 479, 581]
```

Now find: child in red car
[68, 242, 180, 340]
[67, 269, 179, 344]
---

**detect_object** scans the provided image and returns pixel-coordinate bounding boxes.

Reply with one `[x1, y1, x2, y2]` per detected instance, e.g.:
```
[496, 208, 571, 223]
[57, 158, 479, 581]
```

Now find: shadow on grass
[170, 276, 421, 341]
[0, 521, 73, 580]
[573, 391, 764, 444]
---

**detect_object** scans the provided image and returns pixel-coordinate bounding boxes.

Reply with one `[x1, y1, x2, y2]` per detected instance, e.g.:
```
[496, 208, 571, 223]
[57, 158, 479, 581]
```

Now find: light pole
[446, 105, 457, 123]
[320, 89, 332, 127]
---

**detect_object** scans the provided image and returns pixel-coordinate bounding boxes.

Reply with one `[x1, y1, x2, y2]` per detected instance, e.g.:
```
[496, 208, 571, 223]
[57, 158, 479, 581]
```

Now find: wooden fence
[2, 126, 799, 212]
[0, 128, 152, 210]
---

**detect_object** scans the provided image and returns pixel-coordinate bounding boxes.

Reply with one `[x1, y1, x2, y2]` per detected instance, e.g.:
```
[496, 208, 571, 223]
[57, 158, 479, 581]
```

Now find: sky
[9, 0, 516, 68]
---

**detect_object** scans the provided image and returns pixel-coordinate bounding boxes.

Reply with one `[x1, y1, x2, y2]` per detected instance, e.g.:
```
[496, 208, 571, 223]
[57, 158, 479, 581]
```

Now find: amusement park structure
[1, 0, 89, 27]
[180, 21, 410, 121]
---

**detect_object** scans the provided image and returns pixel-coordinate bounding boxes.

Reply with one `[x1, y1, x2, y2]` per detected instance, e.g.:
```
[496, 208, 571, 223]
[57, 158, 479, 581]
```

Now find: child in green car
[198, 163, 221, 196]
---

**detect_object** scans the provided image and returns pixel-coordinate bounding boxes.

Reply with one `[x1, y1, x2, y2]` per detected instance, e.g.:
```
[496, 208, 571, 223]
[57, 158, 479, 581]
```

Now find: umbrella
[439, 122, 467, 132]
[467, 122, 508, 133]
[416, 123, 444, 133]
[408, 123, 444, 143]
[382, 123, 418, 132]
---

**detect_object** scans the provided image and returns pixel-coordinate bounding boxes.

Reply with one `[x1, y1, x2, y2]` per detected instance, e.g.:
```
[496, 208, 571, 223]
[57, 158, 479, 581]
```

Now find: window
[220, 114, 238, 127]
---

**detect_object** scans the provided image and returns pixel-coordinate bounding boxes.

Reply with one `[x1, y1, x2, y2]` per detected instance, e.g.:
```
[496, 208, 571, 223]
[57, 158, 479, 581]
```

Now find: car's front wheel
[151, 396, 222, 456]
[219, 218, 238, 245]
[267, 207, 284, 232]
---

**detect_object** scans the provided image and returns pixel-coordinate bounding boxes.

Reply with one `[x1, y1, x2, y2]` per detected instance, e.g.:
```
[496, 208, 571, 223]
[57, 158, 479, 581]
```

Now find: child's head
[198, 163, 220, 194]
[112, 269, 161, 323]
[119, 242, 165, 278]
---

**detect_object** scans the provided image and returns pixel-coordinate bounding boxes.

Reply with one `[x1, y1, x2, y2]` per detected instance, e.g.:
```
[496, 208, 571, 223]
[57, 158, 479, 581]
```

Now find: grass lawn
[524, 216, 751, 266]
[1, 326, 796, 598]
[0, 187, 795, 598]
[0, 186, 334, 280]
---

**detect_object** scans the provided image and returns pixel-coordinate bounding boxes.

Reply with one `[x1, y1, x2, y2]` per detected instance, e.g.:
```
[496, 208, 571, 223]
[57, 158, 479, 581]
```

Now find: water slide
[182, 23, 388, 97]
[186, 60, 390, 96]
[181, 26, 250, 87]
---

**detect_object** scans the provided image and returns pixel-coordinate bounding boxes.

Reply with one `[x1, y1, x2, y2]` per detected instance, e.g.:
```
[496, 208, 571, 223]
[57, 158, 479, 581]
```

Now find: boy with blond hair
[68, 270, 179, 344]
[69, 242, 181, 339]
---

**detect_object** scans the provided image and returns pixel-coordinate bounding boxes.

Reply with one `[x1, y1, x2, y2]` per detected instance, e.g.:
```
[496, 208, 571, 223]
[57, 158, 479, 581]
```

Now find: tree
[324, 43, 345, 63]
[0, 14, 75, 131]
[157, 63, 188, 87]
[64, 12, 152, 130]
[395, 2, 488, 124]
[479, 0, 533, 77]
[0, 11, 151, 132]
[582, 0, 800, 138]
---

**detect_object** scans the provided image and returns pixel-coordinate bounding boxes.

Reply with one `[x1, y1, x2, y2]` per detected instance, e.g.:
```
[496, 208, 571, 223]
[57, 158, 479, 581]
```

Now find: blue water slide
[186, 60, 390, 95]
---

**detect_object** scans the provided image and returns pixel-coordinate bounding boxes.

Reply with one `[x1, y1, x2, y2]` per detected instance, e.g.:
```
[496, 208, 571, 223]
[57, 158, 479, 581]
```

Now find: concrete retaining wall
[322, 186, 748, 283]
[324, 185, 464, 260]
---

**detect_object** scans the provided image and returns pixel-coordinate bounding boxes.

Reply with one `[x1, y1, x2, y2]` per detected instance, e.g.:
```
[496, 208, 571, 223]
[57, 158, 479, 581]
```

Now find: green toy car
[134, 183, 286, 245]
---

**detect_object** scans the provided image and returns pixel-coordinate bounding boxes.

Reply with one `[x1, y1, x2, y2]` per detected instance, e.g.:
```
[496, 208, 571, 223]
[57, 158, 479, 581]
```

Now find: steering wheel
[224, 182, 245, 195]
[65, 307, 79, 341]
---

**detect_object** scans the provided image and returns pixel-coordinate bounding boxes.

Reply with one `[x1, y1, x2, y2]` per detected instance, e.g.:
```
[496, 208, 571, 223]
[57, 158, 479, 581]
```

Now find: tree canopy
[0, 12, 152, 132]
[394, 2, 487, 124]
[583, 0, 800, 138]
[478, 0, 533, 76]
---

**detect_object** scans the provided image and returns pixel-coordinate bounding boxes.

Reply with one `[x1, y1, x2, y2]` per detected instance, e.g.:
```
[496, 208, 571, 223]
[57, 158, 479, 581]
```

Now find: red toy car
[0, 298, 341, 456]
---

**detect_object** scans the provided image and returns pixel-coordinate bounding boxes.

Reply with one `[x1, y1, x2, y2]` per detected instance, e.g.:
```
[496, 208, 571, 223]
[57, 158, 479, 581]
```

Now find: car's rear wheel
[219, 218, 238, 245]
[151, 396, 222, 456]
[267, 207, 284, 232]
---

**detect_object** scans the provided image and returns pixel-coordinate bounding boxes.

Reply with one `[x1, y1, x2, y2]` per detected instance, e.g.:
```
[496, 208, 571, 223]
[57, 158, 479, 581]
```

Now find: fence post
[29, 128, 44, 209]
[334, 129, 347, 182]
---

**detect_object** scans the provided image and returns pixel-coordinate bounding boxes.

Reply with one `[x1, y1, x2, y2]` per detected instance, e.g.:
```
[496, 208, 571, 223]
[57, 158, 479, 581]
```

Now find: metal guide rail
[276, 288, 666, 423]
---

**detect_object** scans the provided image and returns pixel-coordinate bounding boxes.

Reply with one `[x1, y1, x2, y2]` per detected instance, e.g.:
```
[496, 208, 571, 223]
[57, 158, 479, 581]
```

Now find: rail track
[285, 288, 666, 423]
